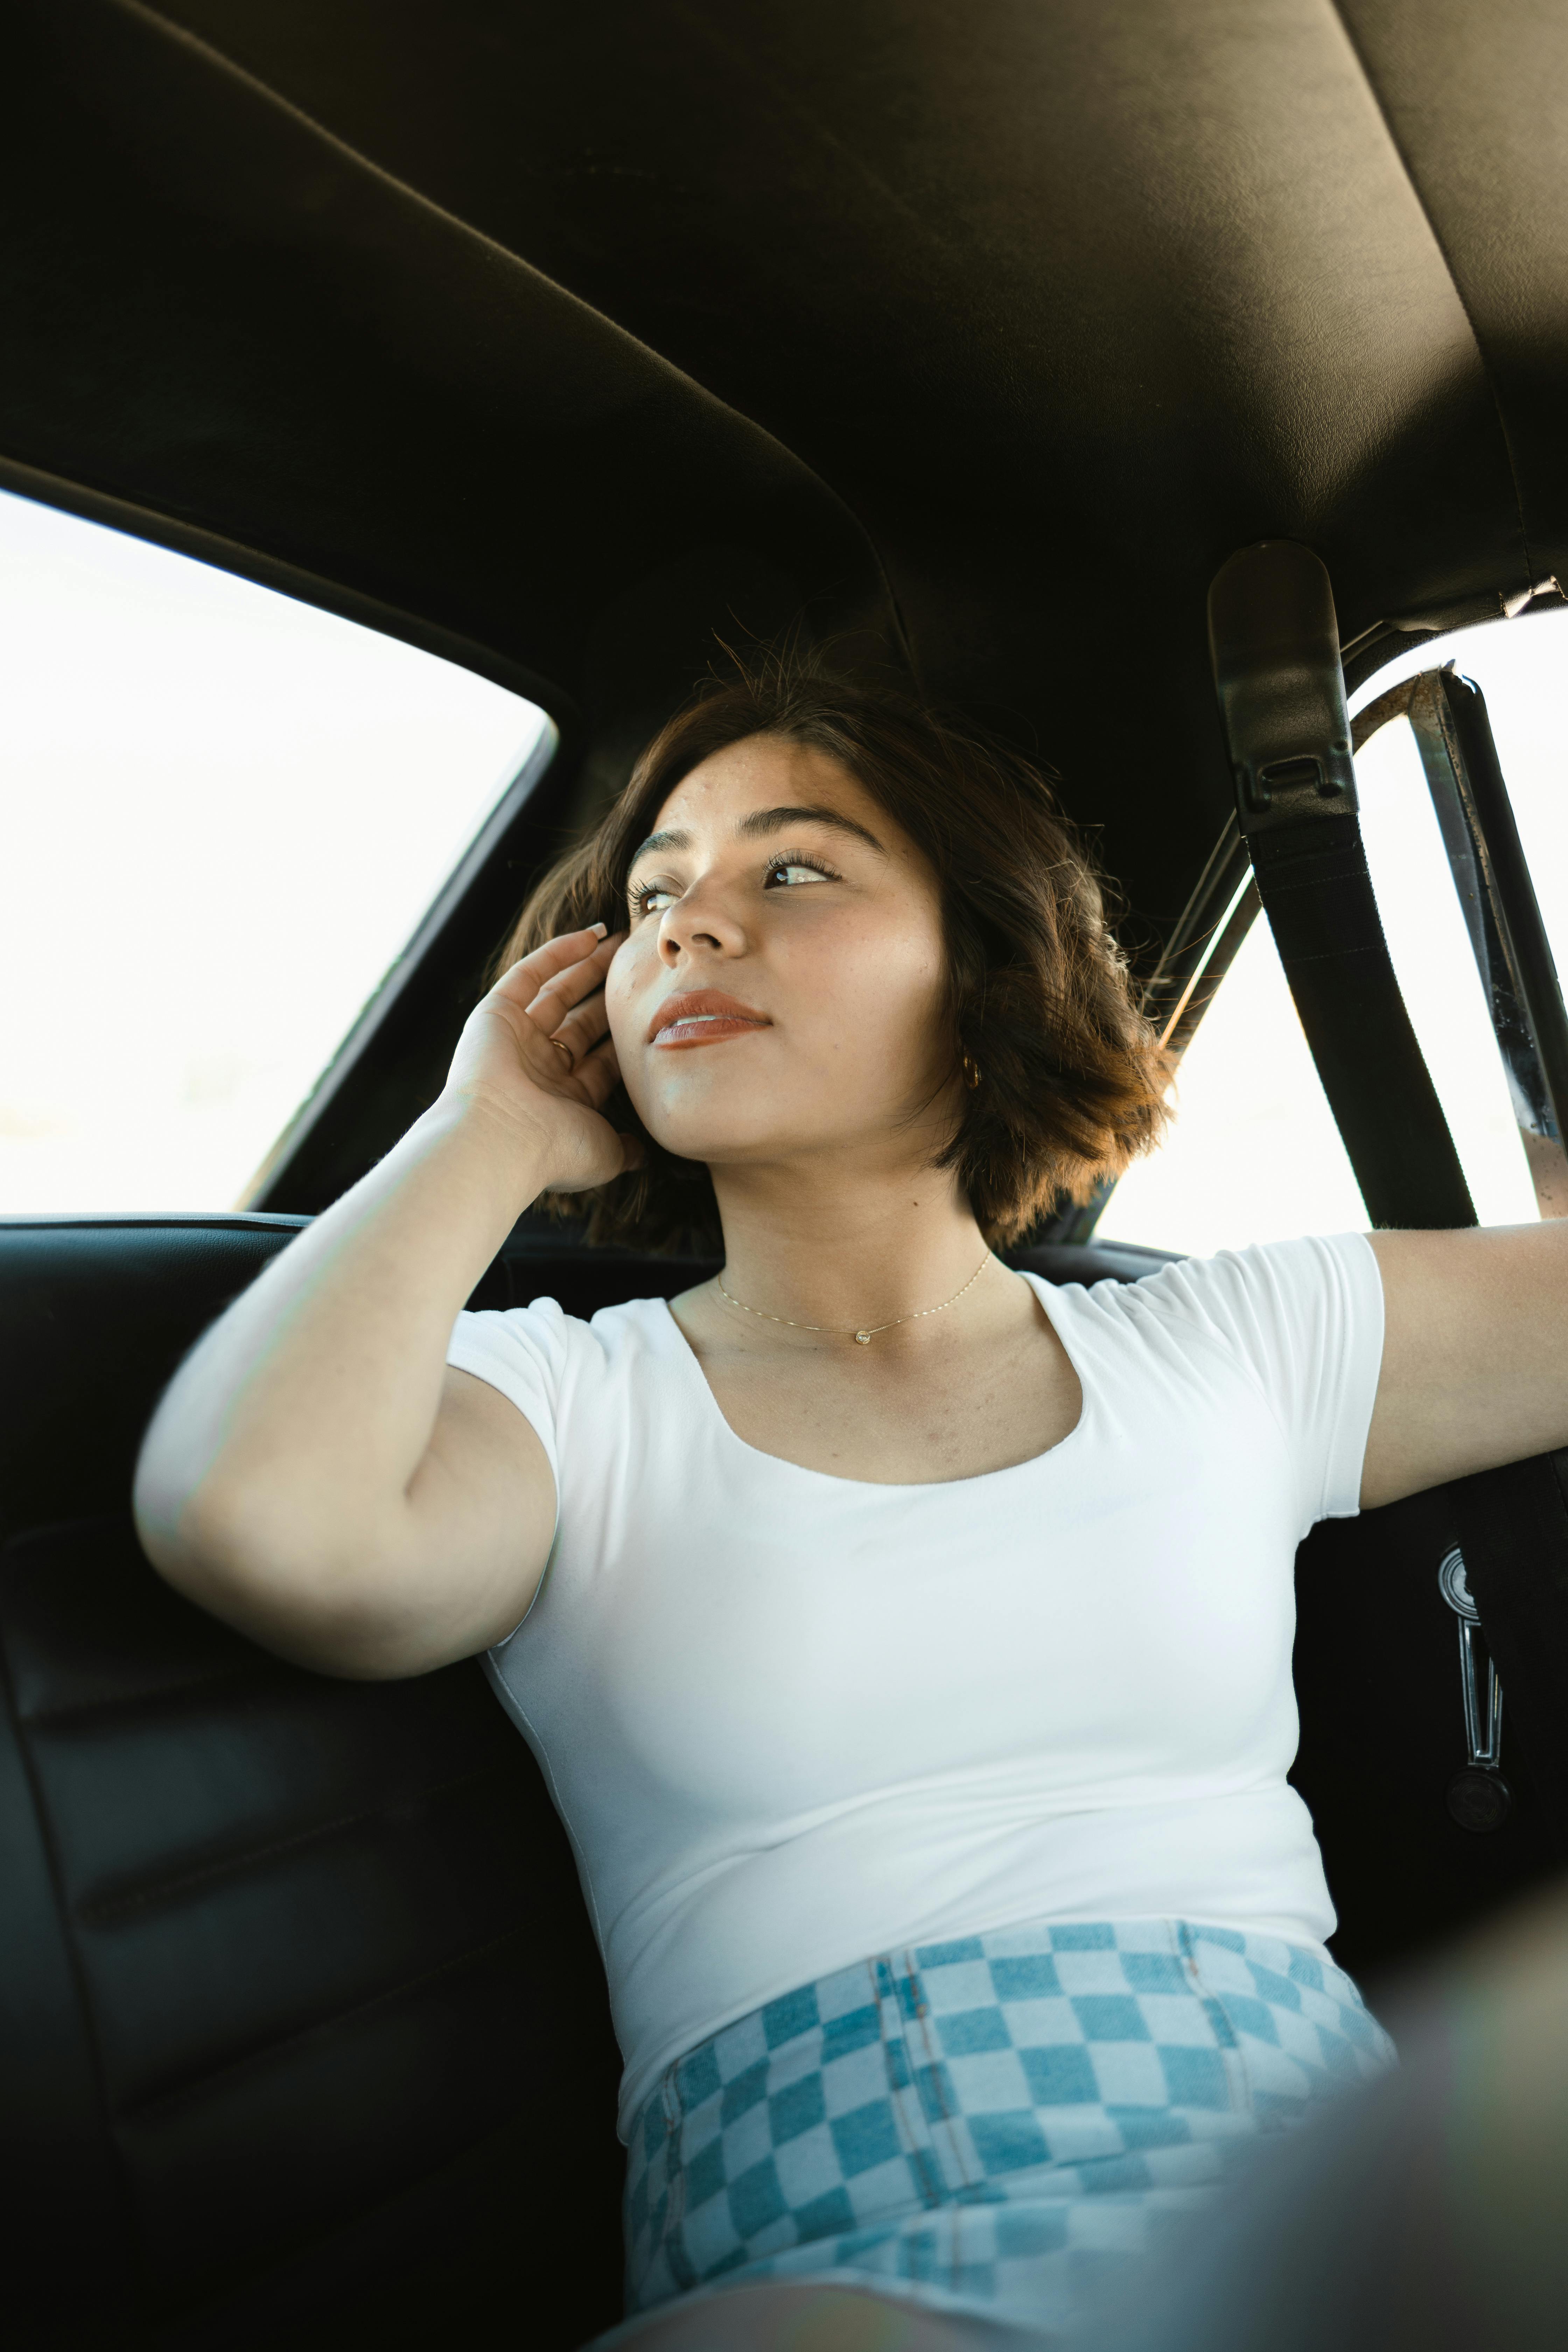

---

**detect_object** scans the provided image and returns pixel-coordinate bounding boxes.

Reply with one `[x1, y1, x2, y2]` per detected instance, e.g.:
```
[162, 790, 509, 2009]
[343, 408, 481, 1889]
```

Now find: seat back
[1, 1218, 627, 2350]
[7, 1212, 1556, 2343]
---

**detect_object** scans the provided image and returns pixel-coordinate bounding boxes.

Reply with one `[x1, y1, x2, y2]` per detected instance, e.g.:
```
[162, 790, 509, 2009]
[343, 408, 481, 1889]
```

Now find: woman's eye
[765, 861, 832, 889]
[632, 882, 677, 916]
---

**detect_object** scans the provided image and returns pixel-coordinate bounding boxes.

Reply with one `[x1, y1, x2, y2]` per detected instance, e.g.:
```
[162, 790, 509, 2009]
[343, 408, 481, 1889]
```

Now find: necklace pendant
[853, 1330, 872, 1345]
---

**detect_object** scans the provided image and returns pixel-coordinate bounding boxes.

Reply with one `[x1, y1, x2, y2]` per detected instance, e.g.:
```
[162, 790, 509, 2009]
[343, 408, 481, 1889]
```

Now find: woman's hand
[133, 920, 641, 1680]
[443, 923, 642, 1191]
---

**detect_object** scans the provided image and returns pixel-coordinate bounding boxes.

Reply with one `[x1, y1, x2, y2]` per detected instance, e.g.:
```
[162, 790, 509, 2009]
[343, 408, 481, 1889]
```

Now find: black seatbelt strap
[1207, 540, 1475, 1232]
[1406, 670, 1568, 1830]
[1210, 542, 1568, 1839]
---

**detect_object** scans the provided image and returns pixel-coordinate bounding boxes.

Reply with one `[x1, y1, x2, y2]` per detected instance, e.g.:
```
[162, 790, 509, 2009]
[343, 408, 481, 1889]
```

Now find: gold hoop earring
[962, 1054, 983, 1090]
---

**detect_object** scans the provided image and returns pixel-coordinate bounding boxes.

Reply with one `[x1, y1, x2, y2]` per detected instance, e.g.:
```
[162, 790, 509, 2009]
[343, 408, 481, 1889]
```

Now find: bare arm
[1363, 1221, 1568, 1508]
[133, 925, 634, 1678]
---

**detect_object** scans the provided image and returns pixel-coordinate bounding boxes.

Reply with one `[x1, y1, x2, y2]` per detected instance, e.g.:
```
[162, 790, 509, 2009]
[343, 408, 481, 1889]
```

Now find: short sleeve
[1133, 1233, 1385, 1529]
[444, 1295, 572, 1491]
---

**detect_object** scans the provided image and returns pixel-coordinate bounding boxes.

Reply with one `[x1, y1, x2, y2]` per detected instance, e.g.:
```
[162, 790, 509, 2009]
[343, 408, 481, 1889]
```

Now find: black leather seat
[0, 1214, 1169, 2349]
[1, 1218, 629, 2350]
[10, 1213, 1558, 2348]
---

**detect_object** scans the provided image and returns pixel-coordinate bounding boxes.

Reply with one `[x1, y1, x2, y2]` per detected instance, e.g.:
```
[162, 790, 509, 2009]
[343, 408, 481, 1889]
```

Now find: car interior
[4, 3, 1568, 2345]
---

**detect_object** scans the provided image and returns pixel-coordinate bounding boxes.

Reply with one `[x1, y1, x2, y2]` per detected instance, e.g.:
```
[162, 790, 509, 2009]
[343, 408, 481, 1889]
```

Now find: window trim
[241, 718, 559, 1206]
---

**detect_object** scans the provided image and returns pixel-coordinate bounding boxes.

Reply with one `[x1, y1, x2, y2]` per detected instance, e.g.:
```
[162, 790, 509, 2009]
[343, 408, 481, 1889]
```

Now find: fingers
[485, 927, 615, 1040]
[566, 1039, 644, 1169]
[512, 926, 626, 1075]
[564, 1029, 618, 1103]
[526, 948, 620, 1030]
[548, 991, 612, 1069]
[467, 930, 641, 1159]
[497, 922, 611, 1001]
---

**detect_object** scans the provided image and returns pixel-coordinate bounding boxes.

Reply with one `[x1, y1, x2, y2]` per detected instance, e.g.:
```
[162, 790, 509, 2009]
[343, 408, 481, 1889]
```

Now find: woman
[134, 663, 1568, 2351]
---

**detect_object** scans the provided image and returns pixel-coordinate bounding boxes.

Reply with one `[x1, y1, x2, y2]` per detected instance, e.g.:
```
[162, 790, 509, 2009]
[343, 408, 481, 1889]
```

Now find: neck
[709, 1155, 990, 1335]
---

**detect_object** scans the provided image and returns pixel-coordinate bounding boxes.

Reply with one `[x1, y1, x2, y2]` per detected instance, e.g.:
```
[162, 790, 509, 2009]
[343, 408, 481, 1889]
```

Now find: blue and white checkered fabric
[624, 1918, 1395, 2336]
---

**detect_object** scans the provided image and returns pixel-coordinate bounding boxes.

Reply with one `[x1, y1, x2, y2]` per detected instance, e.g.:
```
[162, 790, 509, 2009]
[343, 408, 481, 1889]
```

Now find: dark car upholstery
[0, 1221, 1167, 2349]
[8, 1, 1568, 2342]
[1, 1222, 621, 2349]
[2, 1216, 1560, 2348]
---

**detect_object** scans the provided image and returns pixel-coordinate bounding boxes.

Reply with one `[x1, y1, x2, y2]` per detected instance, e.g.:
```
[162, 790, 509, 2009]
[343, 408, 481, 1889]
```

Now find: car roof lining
[6, 0, 1568, 1196]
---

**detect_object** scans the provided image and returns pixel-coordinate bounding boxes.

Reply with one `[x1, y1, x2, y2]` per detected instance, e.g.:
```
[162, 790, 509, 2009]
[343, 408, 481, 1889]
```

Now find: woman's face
[606, 734, 959, 1173]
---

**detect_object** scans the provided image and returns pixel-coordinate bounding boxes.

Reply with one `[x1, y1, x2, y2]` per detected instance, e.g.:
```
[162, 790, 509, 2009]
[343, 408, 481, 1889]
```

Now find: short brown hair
[496, 656, 1170, 1250]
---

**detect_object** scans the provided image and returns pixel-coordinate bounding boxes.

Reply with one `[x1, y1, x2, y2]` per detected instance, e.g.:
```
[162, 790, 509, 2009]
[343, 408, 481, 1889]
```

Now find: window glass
[1098, 605, 1568, 1253]
[1352, 715, 1536, 1225]
[0, 490, 552, 1213]
[1340, 604, 1568, 1001]
[1096, 914, 1368, 1255]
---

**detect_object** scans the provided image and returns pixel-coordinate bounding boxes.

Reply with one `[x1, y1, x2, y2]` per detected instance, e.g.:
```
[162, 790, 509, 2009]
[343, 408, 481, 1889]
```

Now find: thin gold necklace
[715, 1250, 994, 1346]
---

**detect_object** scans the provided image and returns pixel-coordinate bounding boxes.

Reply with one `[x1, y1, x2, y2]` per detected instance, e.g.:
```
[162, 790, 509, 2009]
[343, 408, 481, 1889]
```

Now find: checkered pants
[623, 1918, 1395, 2337]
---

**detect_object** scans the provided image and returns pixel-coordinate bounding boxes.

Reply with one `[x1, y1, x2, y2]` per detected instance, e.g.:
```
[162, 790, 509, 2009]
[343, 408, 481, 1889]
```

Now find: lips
[648, 989, 772, 1048]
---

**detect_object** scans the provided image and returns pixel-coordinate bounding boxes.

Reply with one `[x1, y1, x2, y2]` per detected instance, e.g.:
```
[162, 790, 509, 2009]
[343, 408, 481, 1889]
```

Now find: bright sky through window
[1099, 605, 1568, 1256]
[0, 491, 551, 1213]
[5, 488, 1564, 1250]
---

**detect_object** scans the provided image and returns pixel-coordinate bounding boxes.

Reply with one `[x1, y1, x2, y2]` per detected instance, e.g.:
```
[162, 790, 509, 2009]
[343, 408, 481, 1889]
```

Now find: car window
[0, 491, 552, 1214]
[1098, 604, 1568, 1254]
[1096, 906, 1370, 1255]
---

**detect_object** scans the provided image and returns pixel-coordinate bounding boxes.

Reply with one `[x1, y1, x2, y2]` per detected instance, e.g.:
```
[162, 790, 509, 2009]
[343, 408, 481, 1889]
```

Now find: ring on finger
[548, 1035, 576, 1075]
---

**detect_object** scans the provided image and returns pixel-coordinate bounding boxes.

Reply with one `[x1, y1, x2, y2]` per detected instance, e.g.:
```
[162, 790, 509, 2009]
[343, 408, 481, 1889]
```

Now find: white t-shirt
[446, 1234, 1383, 2136]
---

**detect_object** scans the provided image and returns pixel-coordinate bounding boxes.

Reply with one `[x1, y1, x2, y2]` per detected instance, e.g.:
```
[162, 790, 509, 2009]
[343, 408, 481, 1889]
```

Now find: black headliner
[5, 0, 1566, 1052]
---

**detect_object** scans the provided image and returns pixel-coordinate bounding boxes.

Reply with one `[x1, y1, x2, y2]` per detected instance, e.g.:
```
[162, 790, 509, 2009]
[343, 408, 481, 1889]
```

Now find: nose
[657, 867, 747, 964]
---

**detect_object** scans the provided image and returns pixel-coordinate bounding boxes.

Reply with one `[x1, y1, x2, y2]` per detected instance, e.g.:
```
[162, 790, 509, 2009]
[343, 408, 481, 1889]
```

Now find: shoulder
[1051, 1231, 1374, 1317]
[444, 1290, 684, 1467]
[1041, 1231, 1381, 1388]
[452, 1290, 678, 1380]
[1125, 1232, 1380, 1330]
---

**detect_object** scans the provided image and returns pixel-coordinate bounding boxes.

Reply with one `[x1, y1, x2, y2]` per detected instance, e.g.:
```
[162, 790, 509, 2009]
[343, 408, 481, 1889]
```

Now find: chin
[638, 1110, 800, 1166]
[624, 1065, 766, 1150]
[626, 1064, 912, 1168]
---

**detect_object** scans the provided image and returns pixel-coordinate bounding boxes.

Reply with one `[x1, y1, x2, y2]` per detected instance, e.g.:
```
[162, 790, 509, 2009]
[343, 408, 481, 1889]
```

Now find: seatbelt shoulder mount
[1209, 539, 1358, 834]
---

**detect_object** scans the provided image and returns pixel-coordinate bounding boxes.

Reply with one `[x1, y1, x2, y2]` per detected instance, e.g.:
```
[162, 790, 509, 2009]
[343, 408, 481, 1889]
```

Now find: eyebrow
[628, 803, 886, 869]
[736, 803, 886, 852]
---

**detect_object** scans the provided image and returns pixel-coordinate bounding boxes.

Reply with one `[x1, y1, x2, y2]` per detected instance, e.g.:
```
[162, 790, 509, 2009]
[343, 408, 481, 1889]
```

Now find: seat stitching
[117, 1917, 533, 2126]
[77, 1757, 505, 1926]
[22, 1656, 278, 1734]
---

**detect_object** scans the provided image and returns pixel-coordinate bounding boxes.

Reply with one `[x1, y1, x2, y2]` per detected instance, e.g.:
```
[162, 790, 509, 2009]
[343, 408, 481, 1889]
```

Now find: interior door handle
[1438, 1547, 1511, 1830]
